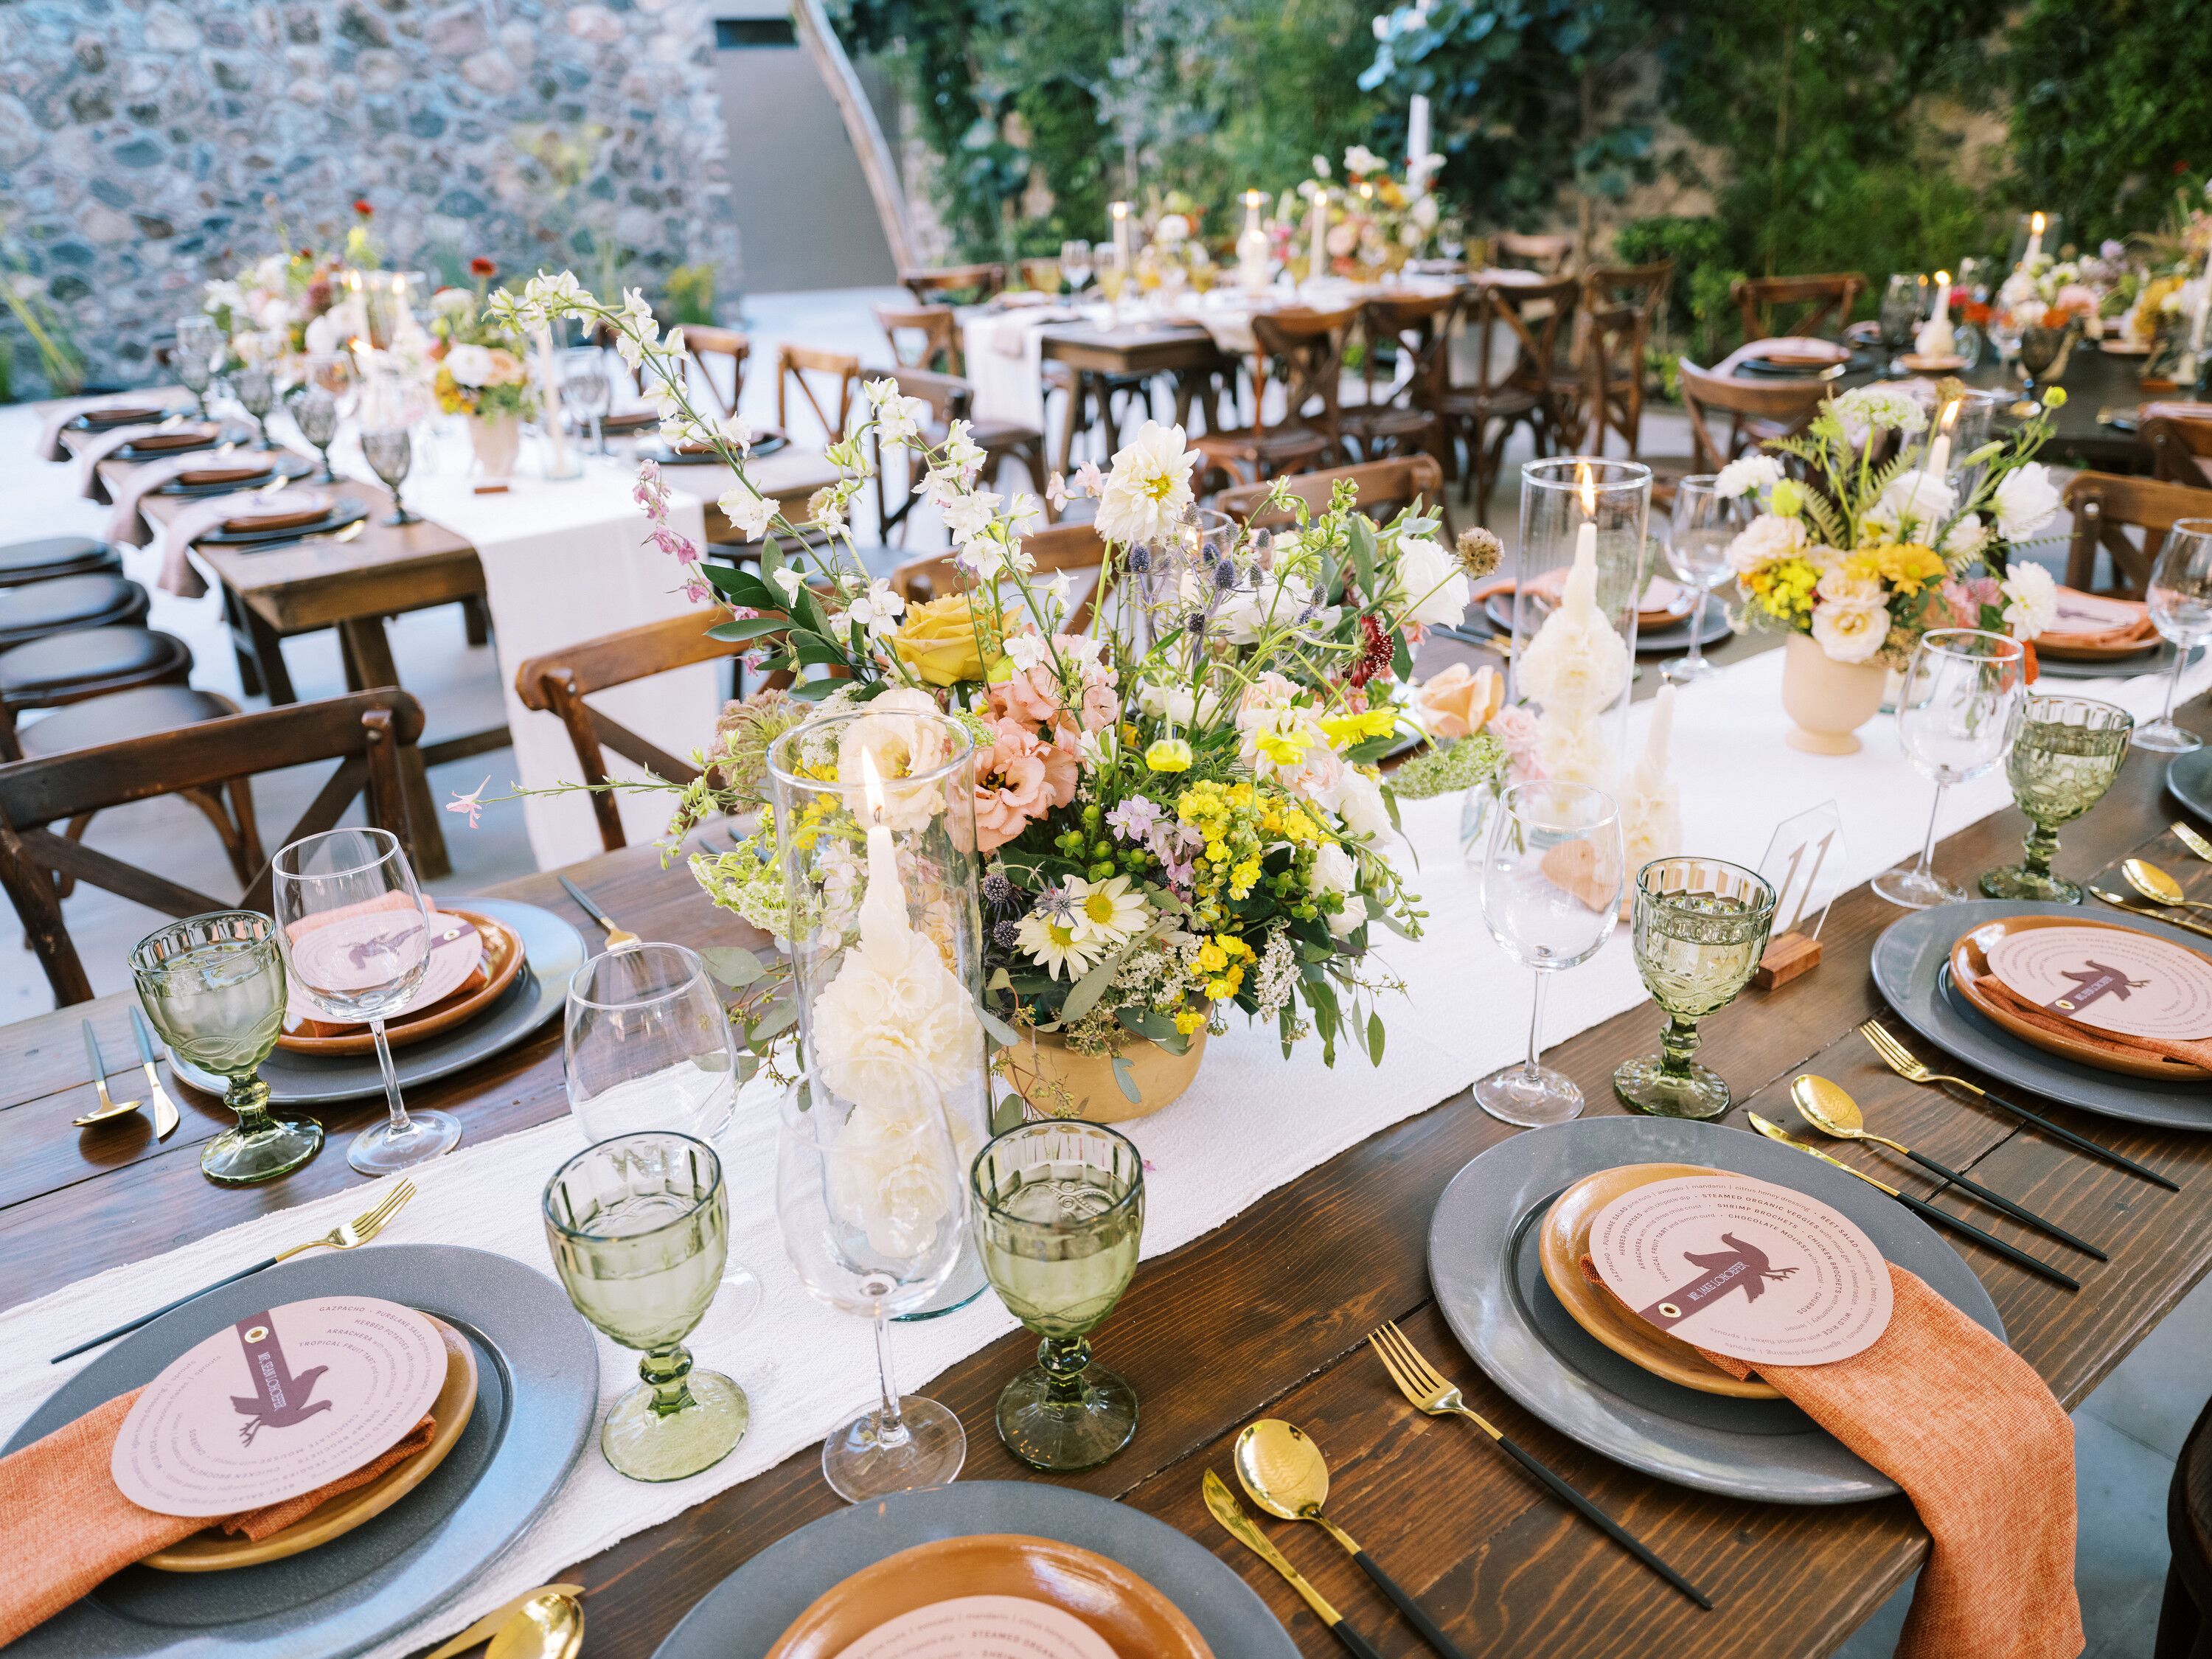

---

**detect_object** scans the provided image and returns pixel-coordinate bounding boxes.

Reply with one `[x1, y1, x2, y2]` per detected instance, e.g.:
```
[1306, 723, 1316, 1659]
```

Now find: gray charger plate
[1870, 899, 2212, 1132]
[195, 497, 370, 546]
[1427, 1116, 2003, 1504]
[650, 1481, 1298, 1659]
[165, 899, 583, 1107]
[2169, 747, 2212, 825]
[5, 1244, 597, 1659]
[2036, 640, 2189, 680]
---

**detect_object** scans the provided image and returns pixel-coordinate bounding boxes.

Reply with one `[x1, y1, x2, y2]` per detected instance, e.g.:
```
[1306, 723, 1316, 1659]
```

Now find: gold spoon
[484, 1591, 583, 1659]
[71, 1020, 146, 1127]
[1234, 1420, 1472, 1659]
[2121, 858, 2212, 916]
[1789, 1077, 2104, 1259]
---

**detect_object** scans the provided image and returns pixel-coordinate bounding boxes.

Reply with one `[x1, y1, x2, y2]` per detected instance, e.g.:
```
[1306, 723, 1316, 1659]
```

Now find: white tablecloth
[2, 641, 2204, 1657]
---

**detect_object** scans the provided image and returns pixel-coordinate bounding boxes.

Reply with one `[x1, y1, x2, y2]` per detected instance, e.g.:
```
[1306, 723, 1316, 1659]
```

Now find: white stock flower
[1219, 569, 1314, 644]
[1003, 631, 1049, 672]
[1392, 535, 1472, 627]
[942, 489, 1002, 548]
[769, 566, 804, 603]
[2000, 562, 2059, 638]
[1993, 463, 2062, 542]
[941, 420, 985, 480]
[1335, 768, 1391, 839]
[1094, 421, 1200, 546]
[1306, 841, 1363, 938]
[955, 540, 1006, 581]
[1864, 469, 1958, 542]
[1714, 453, 1784, 500]
[720, 482, 773, 542]
[444, 343, 495, 388]
[1832, 384, 1928, 445]
[1944, 513, 1990, 557]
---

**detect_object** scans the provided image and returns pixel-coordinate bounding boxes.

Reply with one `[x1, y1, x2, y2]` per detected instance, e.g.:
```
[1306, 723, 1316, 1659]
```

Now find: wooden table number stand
[1754, 802, 1845, 993]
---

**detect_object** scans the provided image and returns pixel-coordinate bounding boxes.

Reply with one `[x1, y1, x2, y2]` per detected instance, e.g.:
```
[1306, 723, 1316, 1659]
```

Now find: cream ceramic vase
[467, 414, 521, 479]
[1780, 633, 1888, 755]
[1013, 1029, 1208, 1124]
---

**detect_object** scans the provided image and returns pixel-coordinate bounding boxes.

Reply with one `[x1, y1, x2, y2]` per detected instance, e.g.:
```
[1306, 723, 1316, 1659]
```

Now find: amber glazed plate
[142, 1316, 478, 1572]
[765, 1534, 1214, 1659]
[1950, 914, 2212, 1082]
[220, 490, 333, 534]
[276, 908, 525, 1057]
[1539, 1162, 1781, 1400]
[2034, 631, 2159, 662]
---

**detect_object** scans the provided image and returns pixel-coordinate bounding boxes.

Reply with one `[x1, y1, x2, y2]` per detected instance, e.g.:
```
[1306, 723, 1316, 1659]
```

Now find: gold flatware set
[424, 1586, 585, 1659]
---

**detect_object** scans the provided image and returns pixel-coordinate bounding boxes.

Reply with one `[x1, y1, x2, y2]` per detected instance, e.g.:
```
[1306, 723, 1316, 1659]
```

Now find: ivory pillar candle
[1238, 189, 1270, 297]
[1408, 95, 1431, 192]
[2025, 212, 2045, 265]
[1110, 201, 1133, 272]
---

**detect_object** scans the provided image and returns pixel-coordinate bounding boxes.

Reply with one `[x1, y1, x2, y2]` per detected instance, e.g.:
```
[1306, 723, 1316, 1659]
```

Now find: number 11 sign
[1754, 801, 1846, 989]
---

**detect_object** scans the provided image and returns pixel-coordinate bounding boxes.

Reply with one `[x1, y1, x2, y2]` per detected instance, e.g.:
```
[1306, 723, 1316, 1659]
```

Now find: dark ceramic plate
[6, 1245, 597, 1659]
[2171, 748, 2212, 827]
[111, 428, 245, 463]
[195, 497, 372, 547]
[153, 453, 316, 497]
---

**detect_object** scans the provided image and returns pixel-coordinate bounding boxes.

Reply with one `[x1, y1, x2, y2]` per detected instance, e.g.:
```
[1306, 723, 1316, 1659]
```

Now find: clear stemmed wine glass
[1874, 628, 2028, 908]
[234, 362, 277, 450]
[1660, 476, 1740, 684]
[565, 942, 763, 1325]
[362, 425, 416, 525]
[561, 346, 612, 455]
[2136, 519, 2212, 754]
[1474, 779, 1626, 1127]
[175, 316, 223, 419]
[293, 383, 340, 481]
[271, 828, 462, 1173]
[1879, 273, 1928, 354]
[1059, 239, 1093, 296]
[776, 1058, 969, 1502]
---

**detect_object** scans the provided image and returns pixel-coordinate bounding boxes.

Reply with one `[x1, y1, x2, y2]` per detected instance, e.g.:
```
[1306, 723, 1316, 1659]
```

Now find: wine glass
[1660, 476, 1740, 684]
[270, 828, 462, 1173]
[132, 911, 323, 1186]
[565, 942, 763, 1324]
[1473, 780, 1626, 1127]
[293, 383, 340, 481]
[544, 1131, 748, 1481]
[175, 316, 222, 419]
[775, 1059, 969, 1501]
[1879, 273, 1928, 353]
[1059, 239, 1093, 295]
[2136, 519, 2212, 754]
[971, 1120, 1145, 1472]
[1613, 858, 1777, 1120]
[1980, 695, 2133, 902]
[561, 346, 612, 455]
[361, 425, 415, 525]
[1874, 628, 2028, 908]
[234, 363, 276, 450]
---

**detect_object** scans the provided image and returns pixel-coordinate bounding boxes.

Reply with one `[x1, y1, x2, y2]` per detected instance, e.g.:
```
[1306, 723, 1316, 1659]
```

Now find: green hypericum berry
[1080, 803, 1102, 830]
[1088, 860, 1116, 880]
[1091, 839, 1113, 861]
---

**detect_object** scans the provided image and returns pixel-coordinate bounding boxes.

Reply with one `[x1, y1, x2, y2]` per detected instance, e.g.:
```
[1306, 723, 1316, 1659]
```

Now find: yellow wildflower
[1321, 709, 1397, 747]
[1173, 1009, 1206, 1035]
[1145, 737, 1194, 773]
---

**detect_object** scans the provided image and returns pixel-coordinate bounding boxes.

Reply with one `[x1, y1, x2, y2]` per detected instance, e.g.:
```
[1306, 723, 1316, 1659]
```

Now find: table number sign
[1986, 925, 2212, 1040]
[832, 1596, 1119, 1659]
[111, 1295, 446, 1516]
[1753, 801, 1846, 989]
[1588, 1174, 1892, 1366]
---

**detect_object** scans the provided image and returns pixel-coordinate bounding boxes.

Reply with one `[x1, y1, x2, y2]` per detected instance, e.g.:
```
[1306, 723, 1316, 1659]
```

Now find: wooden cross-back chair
[2141, 403, 2212, 490]
[874, 305, 963, 377]
[682, 324, 751, 420]
[1557, 261, 1672, 458]
[1192, 307, 1354, 492]
[900, 265, 1006, 307]
[2064, 472, 2211, 596]
[1215, 455, 1447, 533]
[890, 524, 1109, 636]
[1492, 232, 1574, 277]
[514, 615, 742, 855]
[0, 689, 424, 1006]
[1438, 276, 1578, 519]
[867, 368, 1051, 543]
[1340, 293, 1453, 472]
[1731, 273, 1868, 342]
[776, 344, 863, 445]
[1677, 358, 1830, 471]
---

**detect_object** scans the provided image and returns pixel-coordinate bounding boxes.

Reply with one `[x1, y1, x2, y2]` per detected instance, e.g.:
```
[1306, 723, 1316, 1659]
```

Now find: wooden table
[4, 658, 2208, 1656]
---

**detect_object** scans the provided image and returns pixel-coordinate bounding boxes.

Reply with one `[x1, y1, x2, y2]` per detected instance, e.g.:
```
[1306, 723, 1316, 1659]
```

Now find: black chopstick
[1885, 1188, 2079, 1291]
[1942, 1080, 2178, 1192]
[1489, 1430, 1712, 1609]
[52, 1256, 282, 1363]
[1896, 1149, 2106, 1260]
[557, 874, 616, 931]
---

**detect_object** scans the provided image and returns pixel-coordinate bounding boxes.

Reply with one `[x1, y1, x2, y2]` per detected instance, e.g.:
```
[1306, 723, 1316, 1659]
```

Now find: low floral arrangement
[1997, 255, 2101, 335]
[426, 269, 538, 422]
[1720, 381, 2065, 669]
[201, 199, 379, 366]
[1136, 212, 1217, 293]
[1281, 145, 1442, 277]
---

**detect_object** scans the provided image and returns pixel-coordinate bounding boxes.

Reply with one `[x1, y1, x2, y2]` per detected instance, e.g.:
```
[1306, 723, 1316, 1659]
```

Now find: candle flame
[858, 743, 886, 823]
[1941, 399, 1961, 434]
[1245, 189, 1265, 209]
[2031, 211, 2046, 234]
[1935, 269, 1950, 285]
[1110, 201, 1130, 220]
[1576, 460, 1597, 518]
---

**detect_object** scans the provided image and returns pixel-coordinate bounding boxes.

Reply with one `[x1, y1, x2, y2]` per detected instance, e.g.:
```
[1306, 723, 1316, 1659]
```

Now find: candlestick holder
[767, 706, 990, 1318]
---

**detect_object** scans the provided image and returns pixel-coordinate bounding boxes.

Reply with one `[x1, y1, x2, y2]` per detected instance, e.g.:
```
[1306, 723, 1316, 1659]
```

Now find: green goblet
[543, 1131, 748, 1482]
[972, 1120, 1145, 1472]
[1980, 695, 2132, 903]
[131, 911, 322, 1185]
[1614, 857, 1777, 1121]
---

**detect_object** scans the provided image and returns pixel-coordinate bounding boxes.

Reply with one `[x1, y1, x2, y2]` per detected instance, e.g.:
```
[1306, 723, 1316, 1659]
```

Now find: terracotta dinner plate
[1539, 1163, 1781, 1400]
[141, 1315, 478, 1572]
[1755, 337, 1850, 369]
[1950, 913, 2212, 1082]
[1897, 352, 1968, 373]
[76, 406, 168, 429]
[221, 489, 333, 534]
[276, 907, 525, 1056]
[125, 428, 218, 453]
[765, 1534, 1213, 1659]
[2035, 632, 2160, 661]
[175, 463, 274, 488]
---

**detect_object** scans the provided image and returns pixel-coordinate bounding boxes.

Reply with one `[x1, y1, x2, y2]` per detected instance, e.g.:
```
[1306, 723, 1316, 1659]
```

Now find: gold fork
[52, 1180, 418, 1363]
[2173, 822, 2212, 864]
[1857, 1020, 2176, 1191]
[1368, 1321, 1711, 1608]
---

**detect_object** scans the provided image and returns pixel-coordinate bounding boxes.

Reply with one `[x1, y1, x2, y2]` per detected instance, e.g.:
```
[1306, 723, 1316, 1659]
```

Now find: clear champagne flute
[1660, 475, 1739, 684]
[2136, 519, 2212, 754]
[561, 346, 612, 455]
[1474, 779, 1625, 1127]
[1059, 239, 1093, 296]
[775, 1059, 968, 1502]
[271, 828, 462, 1173]
[1874, 628, 2027, 908]
[175, 316, 222, 420]
[294, 383, 340, 481]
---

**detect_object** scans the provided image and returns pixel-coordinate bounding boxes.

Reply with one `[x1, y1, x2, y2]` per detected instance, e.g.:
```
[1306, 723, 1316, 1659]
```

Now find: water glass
[2138, 519, 2212, 754]
[1660, 476, 1740, 684]
[1059, 239, 1093, 294]
[132, 911, 323, 1185]
[561, 346, 613, 454]
[1474, 780, 1626, 1127]
[362, 427, 416, 526]
[1980, 696, 2133, 903]
[175, 316, 223, 417]
[1874, 629, 2027, 908]
[972, 1121, 1145, 1472]
[1879, 274, 1929, 351]
[234, 363, 276, 450]
[1614, 858, 1777, 1120]
[271, 828, 462, 1173]
[775, 1061, 969, 1501]
[544, 1131, 748, 1481]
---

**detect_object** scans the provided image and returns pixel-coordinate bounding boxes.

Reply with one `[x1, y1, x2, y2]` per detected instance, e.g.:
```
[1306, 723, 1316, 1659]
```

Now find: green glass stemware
[1614, 857, 1777, 1121]
[131, 911, 322, 1185]
[972, 1120, 1145, 1472]
[1980, 695, 2132, 903]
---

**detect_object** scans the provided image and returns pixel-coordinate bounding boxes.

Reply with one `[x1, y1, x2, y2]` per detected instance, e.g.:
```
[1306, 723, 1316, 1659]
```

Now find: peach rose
[1412, 664, 1503, 740]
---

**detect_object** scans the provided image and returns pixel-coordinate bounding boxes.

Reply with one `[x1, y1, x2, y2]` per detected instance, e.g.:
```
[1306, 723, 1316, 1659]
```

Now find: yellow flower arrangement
[1843, 543, 1945, 595]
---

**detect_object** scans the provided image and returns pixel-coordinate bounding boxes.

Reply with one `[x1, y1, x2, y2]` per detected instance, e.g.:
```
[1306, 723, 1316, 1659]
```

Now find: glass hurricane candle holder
[767, 706, 987, 1317]
[1615, 858, 1776, 1121]
[1980, 696, 2133, 903]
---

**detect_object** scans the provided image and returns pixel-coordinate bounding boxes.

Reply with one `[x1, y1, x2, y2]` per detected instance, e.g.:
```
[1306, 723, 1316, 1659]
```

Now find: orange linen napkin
[1974, 971, 2212, 1071]
[2040, 586, 2159, 652]
[1584, 1258, 2079, 1659]
[0, 1386, 435, 1646]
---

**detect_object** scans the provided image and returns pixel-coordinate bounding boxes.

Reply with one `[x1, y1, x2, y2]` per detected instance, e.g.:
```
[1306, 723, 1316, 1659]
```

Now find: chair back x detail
[1216, 455, 1446, 532]
[2063, 471, 2210, 596]
[1731, 272, 1868, 343]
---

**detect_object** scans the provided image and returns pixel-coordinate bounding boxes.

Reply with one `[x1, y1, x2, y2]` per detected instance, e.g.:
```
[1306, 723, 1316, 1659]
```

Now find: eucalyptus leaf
[699, 945, 765, 986]
[1110, 1054, 1141, 1103]
[704, 615, 790, 643]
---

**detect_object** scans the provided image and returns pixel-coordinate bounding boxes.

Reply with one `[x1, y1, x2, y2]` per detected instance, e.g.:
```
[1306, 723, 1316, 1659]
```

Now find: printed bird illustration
[1680, 1232, 1800, 1303]
[230, 1318, 334, 1446]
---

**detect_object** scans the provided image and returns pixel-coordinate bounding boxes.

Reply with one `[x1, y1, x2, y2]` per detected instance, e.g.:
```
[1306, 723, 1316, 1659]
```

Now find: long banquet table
[1, 667, 2208, 1656]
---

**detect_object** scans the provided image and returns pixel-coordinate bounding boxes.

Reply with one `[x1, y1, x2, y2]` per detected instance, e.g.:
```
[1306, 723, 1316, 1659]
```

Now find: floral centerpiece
[1135, 209, 1217, 296]
[475, 273, 1492, 1117]
[200, 199, 380, 368]
[426, 266, 538, 475]
[1281, 146, 1442, 279]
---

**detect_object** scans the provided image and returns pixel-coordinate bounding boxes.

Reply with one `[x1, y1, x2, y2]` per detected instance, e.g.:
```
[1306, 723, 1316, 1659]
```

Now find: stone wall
[0, 0, 737, 389]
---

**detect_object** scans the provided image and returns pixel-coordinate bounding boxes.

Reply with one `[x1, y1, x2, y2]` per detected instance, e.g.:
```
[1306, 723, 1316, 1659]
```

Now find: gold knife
[422, 1587, 587, 1659]
[2087, 886, 2212, 941]
[1203, 1470, 1386, 1659]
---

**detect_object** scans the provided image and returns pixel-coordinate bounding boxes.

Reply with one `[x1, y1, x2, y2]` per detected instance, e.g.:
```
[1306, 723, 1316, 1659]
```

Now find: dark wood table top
[5, 679, 2211, 1656]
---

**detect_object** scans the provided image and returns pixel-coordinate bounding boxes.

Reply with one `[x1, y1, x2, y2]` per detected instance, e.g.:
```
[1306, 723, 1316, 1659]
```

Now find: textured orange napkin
[0, 1386, 434, 1646]
[1584, 1258, 2079, 1659]
[1974, 970, 2212, 1071]
[2039, 586, 2158, 651]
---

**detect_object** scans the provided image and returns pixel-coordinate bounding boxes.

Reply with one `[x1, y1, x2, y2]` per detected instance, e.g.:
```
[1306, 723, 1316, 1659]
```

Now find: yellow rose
[1409, 664, 1503, 741]
[891, 594, 1006, 686]
[1146, 737, 1194, 773]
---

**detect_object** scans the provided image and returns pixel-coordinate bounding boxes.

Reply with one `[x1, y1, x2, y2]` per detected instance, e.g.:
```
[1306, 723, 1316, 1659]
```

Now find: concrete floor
[4, 288, 2199, 1657]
